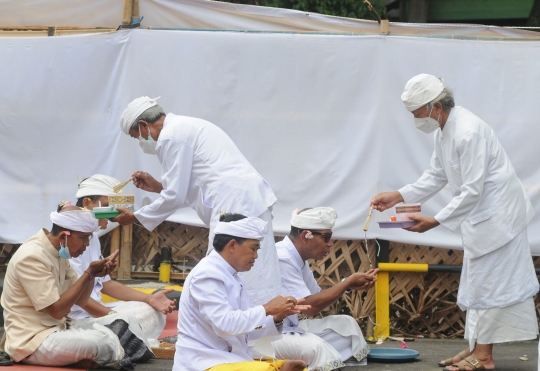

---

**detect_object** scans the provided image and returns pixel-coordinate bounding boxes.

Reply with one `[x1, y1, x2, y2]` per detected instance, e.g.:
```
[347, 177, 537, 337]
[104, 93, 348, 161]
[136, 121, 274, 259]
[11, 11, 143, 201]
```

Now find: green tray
[91, 209, 120, 219]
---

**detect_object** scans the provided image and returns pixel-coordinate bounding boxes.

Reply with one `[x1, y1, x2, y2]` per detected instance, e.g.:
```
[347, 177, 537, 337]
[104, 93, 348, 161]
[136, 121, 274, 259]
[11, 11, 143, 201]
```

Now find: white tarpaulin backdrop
[1, 29, 539, 254]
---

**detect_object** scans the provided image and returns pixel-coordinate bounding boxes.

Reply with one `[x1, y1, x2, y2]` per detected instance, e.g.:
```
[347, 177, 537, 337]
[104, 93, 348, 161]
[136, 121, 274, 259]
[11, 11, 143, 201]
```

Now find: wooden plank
[117, 224, 132, 280]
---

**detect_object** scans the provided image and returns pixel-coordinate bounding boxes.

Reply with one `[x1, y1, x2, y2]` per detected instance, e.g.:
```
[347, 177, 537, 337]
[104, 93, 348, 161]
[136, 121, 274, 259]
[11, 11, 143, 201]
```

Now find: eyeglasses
[309, 231, 333, 243]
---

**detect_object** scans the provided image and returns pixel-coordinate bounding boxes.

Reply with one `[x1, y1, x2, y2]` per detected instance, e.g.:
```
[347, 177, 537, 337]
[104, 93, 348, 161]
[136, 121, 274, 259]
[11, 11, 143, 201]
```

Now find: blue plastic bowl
[367, 348, 420, 362]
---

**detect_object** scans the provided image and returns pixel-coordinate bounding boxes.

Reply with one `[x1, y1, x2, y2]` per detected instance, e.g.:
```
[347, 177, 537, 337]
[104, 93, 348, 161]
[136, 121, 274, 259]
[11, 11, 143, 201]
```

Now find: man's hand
[263, 295, 301, 316]
[370, 191, 404, 212]
[148, 289, 177, 314]
[111, 207, 138, 225]
[273, 298, 311, 323]
[132, 171, 164, 193]
[346, 269, 379, 291]
[404, 214, 440, 233]
[88, 250, 119, 278]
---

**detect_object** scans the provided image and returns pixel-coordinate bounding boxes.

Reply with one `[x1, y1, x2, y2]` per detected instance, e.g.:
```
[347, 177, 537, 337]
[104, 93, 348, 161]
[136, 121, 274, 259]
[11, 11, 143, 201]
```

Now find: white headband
[214, 217, 268, 241]
[76, 174, 121, 198]
[119, 96, 160, 134]
[401, 73, 444, 112]
[290, 207, 338, 230]
[50, 210, 99, 233]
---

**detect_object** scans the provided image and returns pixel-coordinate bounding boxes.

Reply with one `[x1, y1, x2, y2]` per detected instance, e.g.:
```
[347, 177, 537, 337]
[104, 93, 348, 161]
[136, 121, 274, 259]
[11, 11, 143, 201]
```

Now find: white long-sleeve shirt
[399, 106, 534, 259]
[174, 250, 280, 371]
[69, 233, 111, 319]
[276, 237, 321, 333]
[135, 114, 277, 232]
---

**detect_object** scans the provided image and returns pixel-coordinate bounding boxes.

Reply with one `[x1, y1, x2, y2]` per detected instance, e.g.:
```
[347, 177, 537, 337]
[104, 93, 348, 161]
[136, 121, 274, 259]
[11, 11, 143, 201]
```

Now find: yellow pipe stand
[374, 263, 428, 339]
[378, 262, 428, 272]
[374, 271, 390, 339]
[159, 262, 171, 283]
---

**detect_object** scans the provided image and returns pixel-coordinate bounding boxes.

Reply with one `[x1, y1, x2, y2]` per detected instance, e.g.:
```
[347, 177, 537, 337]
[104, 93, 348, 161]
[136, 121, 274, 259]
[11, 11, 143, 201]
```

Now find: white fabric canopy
[1, 29, 539, 255]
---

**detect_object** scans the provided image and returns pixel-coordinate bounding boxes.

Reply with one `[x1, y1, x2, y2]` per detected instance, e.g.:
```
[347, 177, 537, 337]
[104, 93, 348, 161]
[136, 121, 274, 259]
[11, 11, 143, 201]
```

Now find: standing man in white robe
[113, 97, 280, 306]
[271, 207, 376, 371]
[69, 174, 177, 340]
[370, 74, 539, 371]
[174, 213, 308, 371]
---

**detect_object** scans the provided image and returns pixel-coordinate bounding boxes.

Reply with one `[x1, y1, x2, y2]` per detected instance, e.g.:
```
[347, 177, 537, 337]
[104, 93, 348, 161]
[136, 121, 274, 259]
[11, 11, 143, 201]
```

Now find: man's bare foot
[438, 348, 471, 366]
[444, 354, 495, 371]
[281, 360, 307, 371]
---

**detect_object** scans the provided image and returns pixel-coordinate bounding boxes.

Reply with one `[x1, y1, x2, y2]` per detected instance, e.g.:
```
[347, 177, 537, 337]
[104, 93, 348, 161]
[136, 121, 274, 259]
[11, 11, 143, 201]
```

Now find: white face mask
[414, 106, 440, 134]
[138, 125, 157, 155]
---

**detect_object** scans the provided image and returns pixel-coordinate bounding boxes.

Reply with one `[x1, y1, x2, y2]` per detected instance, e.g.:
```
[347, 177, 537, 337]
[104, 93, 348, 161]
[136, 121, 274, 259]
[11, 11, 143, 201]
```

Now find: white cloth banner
[1, 29, 539, 255]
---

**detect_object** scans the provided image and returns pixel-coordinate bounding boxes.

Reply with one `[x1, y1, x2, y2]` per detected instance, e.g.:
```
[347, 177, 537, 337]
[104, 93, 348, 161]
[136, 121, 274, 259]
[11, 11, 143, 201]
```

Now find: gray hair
[427, 88, 455, 112]
[129, 105, 166, 132]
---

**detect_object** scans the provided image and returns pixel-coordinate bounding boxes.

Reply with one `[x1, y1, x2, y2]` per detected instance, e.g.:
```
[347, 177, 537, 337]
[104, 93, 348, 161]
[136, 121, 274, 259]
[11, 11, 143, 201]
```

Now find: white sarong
[22, 312, 149, 367]
[272, 315, 369, 371]
[465, 297, 538, 350]
[108, 301, 166, 340]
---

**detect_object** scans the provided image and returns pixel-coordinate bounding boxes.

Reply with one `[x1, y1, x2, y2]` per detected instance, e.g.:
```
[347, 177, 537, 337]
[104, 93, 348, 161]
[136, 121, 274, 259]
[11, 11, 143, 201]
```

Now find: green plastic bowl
[91, 209, 120, 219]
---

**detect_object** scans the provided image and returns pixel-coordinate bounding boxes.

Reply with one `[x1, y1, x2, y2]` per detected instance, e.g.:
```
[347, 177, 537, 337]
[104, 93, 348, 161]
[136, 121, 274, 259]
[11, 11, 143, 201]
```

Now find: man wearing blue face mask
[1, 205, 154, 368]
[370, 74, 538, 371]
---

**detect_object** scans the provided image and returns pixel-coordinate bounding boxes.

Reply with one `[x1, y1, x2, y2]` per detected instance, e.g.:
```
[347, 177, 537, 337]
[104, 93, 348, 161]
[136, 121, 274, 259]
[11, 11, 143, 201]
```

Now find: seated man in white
[174, 213, 309, 371]
[69, 174, 177, 340]
[271, 207, 379, 371]
[1, 206, 153, 368]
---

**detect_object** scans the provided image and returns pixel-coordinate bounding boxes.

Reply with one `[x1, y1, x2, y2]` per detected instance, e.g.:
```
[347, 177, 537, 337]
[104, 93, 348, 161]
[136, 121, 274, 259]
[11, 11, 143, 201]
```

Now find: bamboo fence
[2, 221, 540, 338]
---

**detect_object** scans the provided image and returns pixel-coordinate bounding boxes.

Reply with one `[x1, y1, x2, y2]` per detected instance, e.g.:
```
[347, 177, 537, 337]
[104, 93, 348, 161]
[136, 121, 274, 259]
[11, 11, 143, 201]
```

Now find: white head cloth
[76, 174, 121, 198]
[401, 74, 444, 112]
[214, 217, 268, 241]
[291, 207, 338, 230]
[119, 96, 160, 134]
[50, 210, 99, 233]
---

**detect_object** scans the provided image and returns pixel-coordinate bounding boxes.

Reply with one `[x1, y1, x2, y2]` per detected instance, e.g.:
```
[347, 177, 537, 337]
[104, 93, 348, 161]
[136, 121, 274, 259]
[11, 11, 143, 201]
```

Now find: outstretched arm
[102, 281, 176, 314]
[299, 270, 378, 316]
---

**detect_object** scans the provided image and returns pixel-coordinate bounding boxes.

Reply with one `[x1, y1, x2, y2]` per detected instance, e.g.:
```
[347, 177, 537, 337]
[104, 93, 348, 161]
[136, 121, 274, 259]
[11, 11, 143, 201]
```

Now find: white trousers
[22, 312, 147, 367]
[272, 316, 369, 371]
[208, 208, 282, 307]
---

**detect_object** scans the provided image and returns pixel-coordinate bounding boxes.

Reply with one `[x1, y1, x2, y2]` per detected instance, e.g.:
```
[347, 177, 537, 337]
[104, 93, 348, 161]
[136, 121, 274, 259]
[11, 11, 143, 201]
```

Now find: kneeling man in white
[174, 213, 309, 371]
[272, 207, 378, 371]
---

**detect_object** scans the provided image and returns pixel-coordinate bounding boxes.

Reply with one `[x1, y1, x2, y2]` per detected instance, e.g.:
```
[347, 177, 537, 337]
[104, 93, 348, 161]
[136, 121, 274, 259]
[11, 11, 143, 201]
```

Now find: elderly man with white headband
[271, 207, 376, 371]
[174, 213, 309, 371]
[69, 174, 177, 340]
[113, 96, 281, 307]
[1, 205, 153, 368]
[371, 74, 538, 371]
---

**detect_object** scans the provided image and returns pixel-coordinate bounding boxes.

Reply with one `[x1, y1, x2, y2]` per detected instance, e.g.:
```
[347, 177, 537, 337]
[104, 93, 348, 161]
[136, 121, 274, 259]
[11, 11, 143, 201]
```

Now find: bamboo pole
[109, 227, 120, 279]
[132, 0, 140, 23]
[122, 0, 134, 25]
[117, 224, 133, 280]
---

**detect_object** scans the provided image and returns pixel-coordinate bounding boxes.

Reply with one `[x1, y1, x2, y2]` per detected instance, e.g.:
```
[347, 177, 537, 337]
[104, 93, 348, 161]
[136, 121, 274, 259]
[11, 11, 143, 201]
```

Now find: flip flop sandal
[438, 349, 471, 367]
[448, 356, 488, 371]
[0, 351, 13, 366]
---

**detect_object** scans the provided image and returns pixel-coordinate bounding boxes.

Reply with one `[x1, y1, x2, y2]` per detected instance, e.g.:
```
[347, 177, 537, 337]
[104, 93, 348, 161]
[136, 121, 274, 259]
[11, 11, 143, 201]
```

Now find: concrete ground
[94, 338, 538, 371]
[1, 279, 537, 370]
